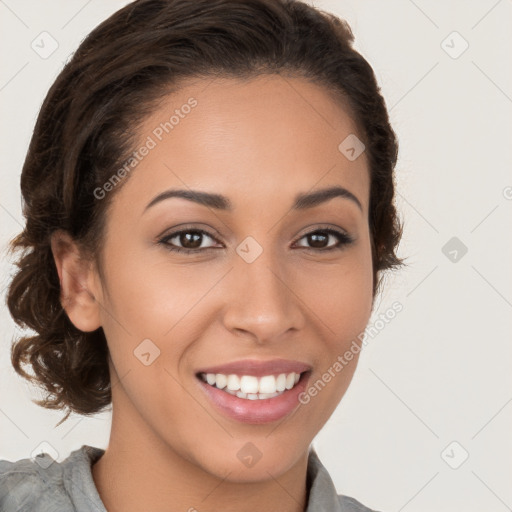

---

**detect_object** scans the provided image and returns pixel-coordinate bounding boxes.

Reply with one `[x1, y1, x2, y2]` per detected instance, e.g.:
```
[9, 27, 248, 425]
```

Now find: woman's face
[88, 75, 373, 480]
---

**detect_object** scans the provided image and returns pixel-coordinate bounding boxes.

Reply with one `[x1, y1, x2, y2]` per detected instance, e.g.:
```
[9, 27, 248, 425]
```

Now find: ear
[50, 230, 102, 332]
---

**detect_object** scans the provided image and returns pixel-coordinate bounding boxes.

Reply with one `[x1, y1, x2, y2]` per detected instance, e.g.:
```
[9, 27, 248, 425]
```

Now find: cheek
[295, 248, 373, 429]
[301, 243, 374, 342]
[100, 246, 208, 338]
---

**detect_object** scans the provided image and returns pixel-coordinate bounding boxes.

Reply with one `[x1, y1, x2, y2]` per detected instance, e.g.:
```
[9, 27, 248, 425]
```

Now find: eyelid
[293, 224, 352, 242]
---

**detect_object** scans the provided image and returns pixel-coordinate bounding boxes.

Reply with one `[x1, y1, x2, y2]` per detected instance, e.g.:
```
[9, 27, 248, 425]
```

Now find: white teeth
[226, 374, 240, 391]
[259, 375, 277, 394]
[240, 375, 259, 394]
[276, 373, 286, 392]
[285, 373, 295, 390]
[258, 392, 279, 399]
[200, 371, 304, 399]
[215, 373, 227, 389]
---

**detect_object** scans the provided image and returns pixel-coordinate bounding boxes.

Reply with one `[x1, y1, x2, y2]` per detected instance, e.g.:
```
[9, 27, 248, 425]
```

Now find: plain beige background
[1, 1, 511, 511]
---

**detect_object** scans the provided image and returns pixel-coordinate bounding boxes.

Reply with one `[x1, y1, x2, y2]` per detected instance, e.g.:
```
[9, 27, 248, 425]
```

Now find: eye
[293, 228, 354, 252]
[158, 228, 221, 253]
[157, 226, 354, 254]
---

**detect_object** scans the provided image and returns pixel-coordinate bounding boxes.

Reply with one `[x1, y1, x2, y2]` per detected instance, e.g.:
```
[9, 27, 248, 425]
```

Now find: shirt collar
[306, 447, 343, 512]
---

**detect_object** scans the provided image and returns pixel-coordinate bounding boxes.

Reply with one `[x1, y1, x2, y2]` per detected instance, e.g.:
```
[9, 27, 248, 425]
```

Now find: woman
[0, 0, 403, 510]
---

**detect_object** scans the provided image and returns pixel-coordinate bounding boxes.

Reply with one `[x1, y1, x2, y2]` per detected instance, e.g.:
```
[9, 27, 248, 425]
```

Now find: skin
[51, 74, 374, 512]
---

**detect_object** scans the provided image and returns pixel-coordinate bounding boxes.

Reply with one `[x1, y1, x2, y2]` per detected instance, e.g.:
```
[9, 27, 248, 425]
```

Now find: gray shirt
[0, 445, 380, 511]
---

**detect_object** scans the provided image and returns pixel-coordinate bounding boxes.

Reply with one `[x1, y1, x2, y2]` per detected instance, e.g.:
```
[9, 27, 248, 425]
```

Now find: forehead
[115, 74, 369, 214]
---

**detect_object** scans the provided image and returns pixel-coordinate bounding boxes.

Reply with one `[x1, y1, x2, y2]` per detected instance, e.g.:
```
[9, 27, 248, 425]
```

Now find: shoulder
[0, 445, 104, 512]
[0, 451, 65, 511]
[338, 494, 382, 512]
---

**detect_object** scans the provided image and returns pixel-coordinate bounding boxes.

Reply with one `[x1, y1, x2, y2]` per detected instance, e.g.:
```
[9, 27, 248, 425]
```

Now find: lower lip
[197, 372, 311, 424]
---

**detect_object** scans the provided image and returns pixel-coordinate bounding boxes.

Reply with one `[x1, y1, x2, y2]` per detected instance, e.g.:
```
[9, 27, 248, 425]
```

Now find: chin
[190, 438, 309, 483]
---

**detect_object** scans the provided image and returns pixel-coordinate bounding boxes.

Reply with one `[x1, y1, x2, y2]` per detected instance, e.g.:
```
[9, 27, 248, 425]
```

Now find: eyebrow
[144, 185, 362, 213]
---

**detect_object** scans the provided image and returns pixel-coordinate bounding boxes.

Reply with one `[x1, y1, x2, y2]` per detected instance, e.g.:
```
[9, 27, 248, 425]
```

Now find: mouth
[194, 360, 312, 424]
[196, 370, 306, 400]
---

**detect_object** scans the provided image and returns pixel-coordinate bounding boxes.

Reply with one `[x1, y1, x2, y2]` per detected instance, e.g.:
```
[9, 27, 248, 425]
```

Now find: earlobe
[50, 230, 102, 332]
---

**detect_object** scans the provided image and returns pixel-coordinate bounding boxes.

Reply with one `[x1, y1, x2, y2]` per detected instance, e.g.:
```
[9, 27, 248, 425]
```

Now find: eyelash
[157, 226, 354, 254]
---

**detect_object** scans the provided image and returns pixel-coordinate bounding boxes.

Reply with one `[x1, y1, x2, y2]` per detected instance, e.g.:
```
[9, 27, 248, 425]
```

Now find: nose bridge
[223, 240, 303, 340]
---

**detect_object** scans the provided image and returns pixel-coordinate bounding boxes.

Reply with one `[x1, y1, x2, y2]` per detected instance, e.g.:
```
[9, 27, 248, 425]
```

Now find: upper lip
[196, 358, 312, 377]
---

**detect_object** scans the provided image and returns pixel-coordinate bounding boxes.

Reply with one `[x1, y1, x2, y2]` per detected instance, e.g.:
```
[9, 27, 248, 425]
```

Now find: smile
[198, 372, 302, 400]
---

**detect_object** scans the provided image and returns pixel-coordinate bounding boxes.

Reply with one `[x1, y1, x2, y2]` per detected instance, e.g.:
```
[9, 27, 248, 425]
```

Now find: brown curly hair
[6, 0, 404, 423]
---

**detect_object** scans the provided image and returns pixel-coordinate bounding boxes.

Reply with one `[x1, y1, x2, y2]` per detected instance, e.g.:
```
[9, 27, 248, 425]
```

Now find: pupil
[309, 233, 327, 248]
[181, 231, 202, 248]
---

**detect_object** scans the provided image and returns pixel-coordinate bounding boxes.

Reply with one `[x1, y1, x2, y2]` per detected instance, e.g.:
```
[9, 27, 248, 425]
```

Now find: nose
[221, 247, 305, 344]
